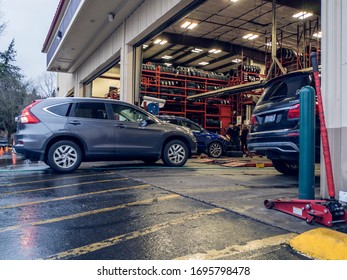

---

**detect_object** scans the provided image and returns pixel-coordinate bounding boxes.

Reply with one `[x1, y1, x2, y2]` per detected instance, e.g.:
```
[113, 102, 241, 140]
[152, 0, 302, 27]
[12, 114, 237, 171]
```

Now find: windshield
[258, 74, 311, 105]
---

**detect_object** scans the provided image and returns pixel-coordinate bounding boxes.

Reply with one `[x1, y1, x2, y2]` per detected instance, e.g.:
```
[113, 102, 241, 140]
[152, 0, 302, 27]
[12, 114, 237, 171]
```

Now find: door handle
[114, 124, 127, 128]
[69, 120, 82, 125]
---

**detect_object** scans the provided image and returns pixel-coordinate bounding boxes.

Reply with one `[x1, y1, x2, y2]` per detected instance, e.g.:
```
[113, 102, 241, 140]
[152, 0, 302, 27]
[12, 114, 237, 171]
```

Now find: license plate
[264, 114, 276, 123]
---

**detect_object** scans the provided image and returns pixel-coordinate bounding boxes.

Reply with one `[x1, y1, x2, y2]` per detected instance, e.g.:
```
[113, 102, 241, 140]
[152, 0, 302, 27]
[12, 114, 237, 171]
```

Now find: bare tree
[36, 71, 57, 97]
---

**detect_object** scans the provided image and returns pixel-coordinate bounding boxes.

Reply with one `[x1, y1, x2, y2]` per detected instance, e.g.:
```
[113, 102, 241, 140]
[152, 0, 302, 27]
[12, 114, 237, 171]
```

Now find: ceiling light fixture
[164, 63, 172, 67]
[209, 49, 222, 54]
[265, 41, 278, 46]
[230, 0, 239, 2]
[191, 48, 203, 53]
[154, 39, 167, 45]
[232, 58, 242, 63]
[162, 55, 172, 60]
[243, 33, 259, 40]
[313, 31, 322, 38]
[292, 11, 313, 20]
[199, 61, 209, 66]
[181, 21, 198, 29]
[142, 44, 148, 49]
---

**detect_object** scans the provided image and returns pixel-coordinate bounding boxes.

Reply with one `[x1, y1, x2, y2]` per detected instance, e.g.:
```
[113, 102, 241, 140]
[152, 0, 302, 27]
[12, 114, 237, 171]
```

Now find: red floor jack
[264, 53, 347, 226]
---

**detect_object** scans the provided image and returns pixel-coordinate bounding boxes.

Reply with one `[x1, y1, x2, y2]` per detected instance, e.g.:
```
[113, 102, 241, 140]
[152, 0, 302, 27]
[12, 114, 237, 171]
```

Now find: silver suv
[14, 98, 197, 173]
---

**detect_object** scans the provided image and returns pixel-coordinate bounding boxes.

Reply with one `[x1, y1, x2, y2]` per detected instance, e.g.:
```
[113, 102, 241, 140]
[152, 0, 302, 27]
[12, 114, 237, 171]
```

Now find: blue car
[158, 115, 230, 158]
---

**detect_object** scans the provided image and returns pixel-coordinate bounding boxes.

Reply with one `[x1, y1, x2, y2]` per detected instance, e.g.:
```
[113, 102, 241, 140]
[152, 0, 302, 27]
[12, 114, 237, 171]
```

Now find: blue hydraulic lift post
[299, 86, 316, 199]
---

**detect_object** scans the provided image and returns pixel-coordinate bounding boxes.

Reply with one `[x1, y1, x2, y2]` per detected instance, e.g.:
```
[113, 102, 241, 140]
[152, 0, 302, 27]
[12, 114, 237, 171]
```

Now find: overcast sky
[1, 0, 60, 80]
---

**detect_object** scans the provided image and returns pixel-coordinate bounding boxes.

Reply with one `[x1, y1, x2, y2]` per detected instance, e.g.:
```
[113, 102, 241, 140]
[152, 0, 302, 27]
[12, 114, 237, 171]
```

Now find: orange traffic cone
[0, 147, 3, 156]
[5, 146, 9, 153]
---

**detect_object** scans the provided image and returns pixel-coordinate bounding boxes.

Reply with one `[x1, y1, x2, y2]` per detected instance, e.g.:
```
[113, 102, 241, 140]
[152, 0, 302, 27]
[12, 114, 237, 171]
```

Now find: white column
[321, 0, 347, 198]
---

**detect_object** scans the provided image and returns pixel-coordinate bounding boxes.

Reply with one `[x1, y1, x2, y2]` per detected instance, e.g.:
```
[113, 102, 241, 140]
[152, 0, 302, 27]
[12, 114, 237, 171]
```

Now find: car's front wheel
[47, 140, 82, 173]
[208, 141, 223, 158]
[162, 140, 188, 167]
[272, 160, 299, 175]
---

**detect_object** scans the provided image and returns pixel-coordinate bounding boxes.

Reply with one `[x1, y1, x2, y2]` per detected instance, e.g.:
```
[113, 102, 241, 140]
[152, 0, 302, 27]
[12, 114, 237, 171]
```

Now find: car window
[111, 104, 149, 122]
[45, 103, 71, 117]
[258, 75, 311, 104]
[71, 102, 107, 119]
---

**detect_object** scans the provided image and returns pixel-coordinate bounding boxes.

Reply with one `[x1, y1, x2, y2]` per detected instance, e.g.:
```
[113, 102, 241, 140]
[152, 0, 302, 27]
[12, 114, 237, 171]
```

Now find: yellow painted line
[289, 228, 347, 260]
[184, 186, 247, 194]
[175, 233, 297, 260]
[0, 194, 179, 234]
[0, 172, 119, 187]
[0, 184, 151, 209]
[0, 178, 128, 196]
[45, 208, 225, 260]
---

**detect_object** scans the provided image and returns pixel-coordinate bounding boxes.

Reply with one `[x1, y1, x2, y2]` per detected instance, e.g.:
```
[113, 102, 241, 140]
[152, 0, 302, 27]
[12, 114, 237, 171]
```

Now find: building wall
[321, 0, 347, 198]
[57, 72, 75, 96]
[62, 0, 190, 101]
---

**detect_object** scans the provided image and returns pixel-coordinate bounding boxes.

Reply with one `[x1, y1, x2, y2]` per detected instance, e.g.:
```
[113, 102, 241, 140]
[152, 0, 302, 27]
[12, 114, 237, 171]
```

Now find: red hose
[311, 53, 335, 198]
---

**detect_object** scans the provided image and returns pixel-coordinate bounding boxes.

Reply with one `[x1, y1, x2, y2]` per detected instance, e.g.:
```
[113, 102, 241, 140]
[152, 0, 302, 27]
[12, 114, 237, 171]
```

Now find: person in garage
[226, 122, 241, 151]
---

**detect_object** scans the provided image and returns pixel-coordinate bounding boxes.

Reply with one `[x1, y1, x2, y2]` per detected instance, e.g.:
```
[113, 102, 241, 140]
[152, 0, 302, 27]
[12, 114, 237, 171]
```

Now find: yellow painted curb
[289, 228, 347, 259]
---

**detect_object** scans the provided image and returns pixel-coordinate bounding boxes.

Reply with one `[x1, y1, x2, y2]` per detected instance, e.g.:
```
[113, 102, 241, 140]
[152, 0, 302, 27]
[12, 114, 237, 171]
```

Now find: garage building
[42, 0, 347, 198]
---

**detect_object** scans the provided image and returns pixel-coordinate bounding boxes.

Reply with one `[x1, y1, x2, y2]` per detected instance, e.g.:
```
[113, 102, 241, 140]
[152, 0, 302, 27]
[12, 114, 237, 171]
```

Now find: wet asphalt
[0, 152, 310, 260]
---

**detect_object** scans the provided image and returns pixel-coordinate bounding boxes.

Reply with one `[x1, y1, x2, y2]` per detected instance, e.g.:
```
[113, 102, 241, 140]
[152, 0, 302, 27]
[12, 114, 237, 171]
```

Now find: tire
[47, 140, 82, 173]
[272, 160, 299, 176]
[208, 141, 223, 158]
[162, 140, 189, 167]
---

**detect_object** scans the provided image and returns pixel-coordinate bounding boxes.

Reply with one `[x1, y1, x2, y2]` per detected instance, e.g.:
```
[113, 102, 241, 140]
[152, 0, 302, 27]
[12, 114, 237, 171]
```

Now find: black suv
[247, 70, 320, 175]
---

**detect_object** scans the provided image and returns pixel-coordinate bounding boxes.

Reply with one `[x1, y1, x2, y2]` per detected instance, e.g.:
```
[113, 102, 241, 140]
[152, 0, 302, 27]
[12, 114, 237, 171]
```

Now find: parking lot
[2, 150, 333, 260]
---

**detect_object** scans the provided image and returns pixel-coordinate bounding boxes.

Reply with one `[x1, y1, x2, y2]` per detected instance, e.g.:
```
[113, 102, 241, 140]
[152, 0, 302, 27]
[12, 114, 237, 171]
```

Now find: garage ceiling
[143, 0, 321, 74]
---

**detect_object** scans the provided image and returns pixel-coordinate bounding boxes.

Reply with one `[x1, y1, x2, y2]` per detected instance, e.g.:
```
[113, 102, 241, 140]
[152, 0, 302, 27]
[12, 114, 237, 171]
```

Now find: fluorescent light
[265, 42, 279, 46]
[164, 63, 172, 66]
[181, 21, 198, 29]
[154, 39, 162, 44]
[188, 22, 198, 29]
[159, 40, 167, 45]
[313, 31, 322, 38]
[142, 44, 148, 49]
[243, 33, 259, 40]
[209, 49, 222, 54]
[293, 11, 313, 20]
[232, 58, 242, 63]
[249, 34, 259, 40]
[230, 0, 238, 2]
[191, 48, 203, 53]
[199, 61, 209, 66]
[162, 55, 172, 60]
[181, 21, 191, 28]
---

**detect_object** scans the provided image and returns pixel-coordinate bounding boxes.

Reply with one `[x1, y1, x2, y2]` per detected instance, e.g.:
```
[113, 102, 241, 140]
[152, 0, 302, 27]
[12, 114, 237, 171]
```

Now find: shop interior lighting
[265, 41, 278, 46]
[191, 48, 203, 53]
[154, 39, 167, 45]
[181, 21, 198, 30]
[199, 61, 209, 66]
[232, 58, 242, 63]
[243, 33, 259, 40]
[230, 0, 239, 2]
[162, 55, 172, 60]
[292, 11, 313, 19]
[209, 49, 222, 54]
[313, 31, 322, 38]
[164, 63, 172, 66]
[142, 44, 148, 49]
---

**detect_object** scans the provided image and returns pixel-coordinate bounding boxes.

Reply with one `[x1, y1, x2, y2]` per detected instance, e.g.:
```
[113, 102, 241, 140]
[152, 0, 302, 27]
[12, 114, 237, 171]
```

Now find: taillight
[250, 114, 257, 125]
[20, 100, 42, 124]
[287, 104, 300, 119]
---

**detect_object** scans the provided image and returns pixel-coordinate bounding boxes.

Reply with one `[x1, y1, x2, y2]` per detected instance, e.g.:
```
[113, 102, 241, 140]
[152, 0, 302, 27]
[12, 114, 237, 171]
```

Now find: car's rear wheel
[272, 160, 299, 175]
[208, 141, 223, 158]
[162, 140, 188, 167]
[47, 140, 82, 173]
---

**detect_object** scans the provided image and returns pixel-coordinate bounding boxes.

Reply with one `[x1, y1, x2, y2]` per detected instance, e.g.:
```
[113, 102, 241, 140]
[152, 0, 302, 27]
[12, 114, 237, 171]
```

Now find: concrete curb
[289, 228, 347, 259]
